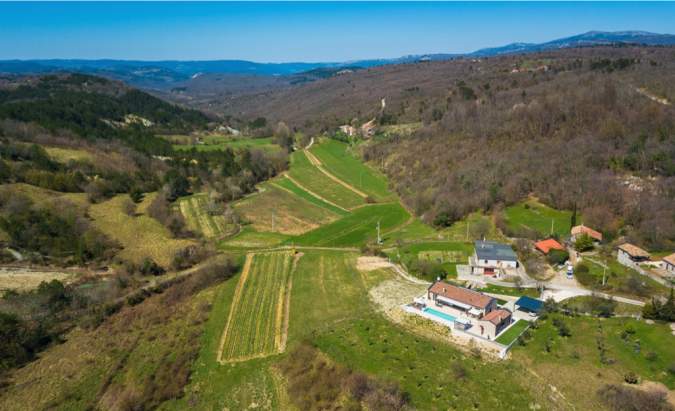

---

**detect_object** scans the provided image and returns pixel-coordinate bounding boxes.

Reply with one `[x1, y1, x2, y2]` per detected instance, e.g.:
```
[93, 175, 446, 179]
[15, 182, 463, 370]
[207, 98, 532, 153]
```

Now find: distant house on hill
[661, 253, 675, 275]
[618, 243, 650, 268]
[533, 239, 566, 254]
[339, 125, 357, 136]
[571, 224, 603, 245]
[361, 123, 375, 138]
[469, 240, 518, 277]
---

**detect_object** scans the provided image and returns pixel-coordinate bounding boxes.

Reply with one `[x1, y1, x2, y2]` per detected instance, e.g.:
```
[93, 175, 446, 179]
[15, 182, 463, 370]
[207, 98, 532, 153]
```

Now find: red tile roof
[480, 309, 512, 325]
[427, 282, 493, 309]
[663, 253, 675, 266]
[571, 224, 603, 241]
[533, 239, 566, 254]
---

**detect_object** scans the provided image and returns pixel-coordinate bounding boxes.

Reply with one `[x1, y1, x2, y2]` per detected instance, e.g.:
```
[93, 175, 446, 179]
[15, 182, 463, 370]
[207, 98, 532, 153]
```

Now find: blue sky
[1, 2, 673, 63]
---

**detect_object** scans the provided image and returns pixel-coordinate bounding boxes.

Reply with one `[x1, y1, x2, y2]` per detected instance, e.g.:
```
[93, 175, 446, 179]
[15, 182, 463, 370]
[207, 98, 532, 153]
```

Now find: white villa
[468, 240, 518, 277]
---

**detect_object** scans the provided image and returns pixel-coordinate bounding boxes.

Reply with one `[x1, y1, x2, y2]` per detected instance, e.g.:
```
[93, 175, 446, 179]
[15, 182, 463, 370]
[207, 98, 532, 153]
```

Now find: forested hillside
[0, 74, 289, 267]
[202, 45, 675, 252]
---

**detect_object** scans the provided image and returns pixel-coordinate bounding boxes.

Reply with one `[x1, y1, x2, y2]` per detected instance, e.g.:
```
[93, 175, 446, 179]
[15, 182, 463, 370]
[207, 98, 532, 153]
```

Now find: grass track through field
[176, 194, 233, 238]
[218, 252, 293, 363]
[304, 150, 368, 198]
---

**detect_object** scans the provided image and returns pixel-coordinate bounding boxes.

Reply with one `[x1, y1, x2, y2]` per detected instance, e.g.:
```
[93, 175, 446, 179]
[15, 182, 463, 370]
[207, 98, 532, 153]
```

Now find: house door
[480, 326, 484, 335]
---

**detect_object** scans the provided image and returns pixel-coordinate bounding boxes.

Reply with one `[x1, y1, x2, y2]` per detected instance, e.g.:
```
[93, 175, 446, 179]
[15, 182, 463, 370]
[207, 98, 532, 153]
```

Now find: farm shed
[618, 243, 650, 268]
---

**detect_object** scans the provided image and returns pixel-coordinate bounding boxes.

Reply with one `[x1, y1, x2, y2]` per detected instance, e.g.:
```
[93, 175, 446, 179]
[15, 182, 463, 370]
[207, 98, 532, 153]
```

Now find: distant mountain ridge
[1, 30, 674, 89]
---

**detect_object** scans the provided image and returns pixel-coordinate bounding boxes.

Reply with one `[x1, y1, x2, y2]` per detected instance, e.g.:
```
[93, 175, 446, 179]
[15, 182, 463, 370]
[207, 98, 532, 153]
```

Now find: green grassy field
[217, 226, 289, 250]
[313, 314, 543, 410]
[482, 284, 541, 299]
[271, 175, 349, 215]
[382, 218, 437, 246]
[219, 252, 293, 362]
[291, 203, 410, 247]
[175, 194, 234, 238]
[173, 136, 282, 153]
[580, 256, 671, 298]
[390, 242, 474, 279]
[309, 139, 398, 202]
[287, 150, 365, 209]
[495, 319, 530, 345]
[439, 212, 498, 242]
[232, 184, 341, 235]
[510, 314, 675, 409]
[504, 199, 575, 239]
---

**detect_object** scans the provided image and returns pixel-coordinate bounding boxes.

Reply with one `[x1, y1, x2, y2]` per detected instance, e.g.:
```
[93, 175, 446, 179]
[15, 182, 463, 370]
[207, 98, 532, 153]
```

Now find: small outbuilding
[663, 253, 675, 276]
[533, 239, 566, 254]
[571, 224, 603, 245]
[514, 296, 543, 315]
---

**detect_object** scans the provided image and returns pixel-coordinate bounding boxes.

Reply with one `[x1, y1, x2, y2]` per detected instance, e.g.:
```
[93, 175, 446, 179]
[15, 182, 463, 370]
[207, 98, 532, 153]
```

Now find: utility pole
[360, 173, 362, 187]
[377, 220, 381, 244]
[271, 212, 275, 233]
[466, 222, 469, 241]
[551, 219, 554, 236]
[602, 259, 607, 285]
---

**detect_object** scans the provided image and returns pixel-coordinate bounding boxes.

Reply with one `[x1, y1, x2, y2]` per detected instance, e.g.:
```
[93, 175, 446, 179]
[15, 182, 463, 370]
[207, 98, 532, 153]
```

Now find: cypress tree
[570, 201, 577, 230]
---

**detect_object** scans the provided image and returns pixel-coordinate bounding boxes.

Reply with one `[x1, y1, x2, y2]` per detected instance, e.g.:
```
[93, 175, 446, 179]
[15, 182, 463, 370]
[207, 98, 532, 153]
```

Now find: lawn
[232, 183, 341, 235]
[482, 284, 541, 299]
[291, 203, 410, 247]
[309, 139, 398, 203]
[510, 314, 675, 409]
[271, 175, 350, 215]
[286, 150, 365, 209]
[175, 194, 235, 238]
[579, 256, 671, 299]
[219, 252, 293, 362]
[89, 192, 196, 267]
[504, 199, 575, 239]
[495, 319, 530, 345]
[390, 242, 474, 280]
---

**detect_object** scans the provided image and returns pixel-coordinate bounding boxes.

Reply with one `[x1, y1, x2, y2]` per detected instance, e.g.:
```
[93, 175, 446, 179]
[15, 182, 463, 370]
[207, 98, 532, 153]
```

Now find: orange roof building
[571, 224, 603, 242]
[533, 239, 566, 254]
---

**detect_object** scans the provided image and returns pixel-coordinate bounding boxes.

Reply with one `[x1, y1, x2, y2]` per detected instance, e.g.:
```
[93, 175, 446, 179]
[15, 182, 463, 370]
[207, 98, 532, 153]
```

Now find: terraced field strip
[218, 252, 293, 363]
[304, 150, 368, 198]
[177, 194, 232, 238]
[280, 173, 350, 213]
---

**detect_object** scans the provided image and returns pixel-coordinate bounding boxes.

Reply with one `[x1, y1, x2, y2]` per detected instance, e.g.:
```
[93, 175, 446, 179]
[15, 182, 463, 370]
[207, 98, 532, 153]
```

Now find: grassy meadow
[309, 139, 398, 203]
[503, 199, 575, 238]
[286, 150, 365, 209]
[271, 175, 350, 215]
[233, 184, 341, 235]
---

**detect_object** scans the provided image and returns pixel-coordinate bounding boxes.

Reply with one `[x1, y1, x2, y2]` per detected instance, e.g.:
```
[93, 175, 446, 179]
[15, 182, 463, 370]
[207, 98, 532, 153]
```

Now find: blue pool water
[424, 308, 457, 322]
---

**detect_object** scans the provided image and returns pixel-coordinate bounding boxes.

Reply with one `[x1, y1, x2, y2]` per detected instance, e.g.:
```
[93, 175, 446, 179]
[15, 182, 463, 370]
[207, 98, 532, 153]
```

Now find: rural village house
[426, 281, 497, 318]
[662, 253, 675, 276]
[339, 125, 357, 136]
[618, 243, 651, 268]
[477, 309, 513, 339]
[570, 223, 603, 245]
[533, 238, 566, 255]
[468, 240, 518, 277]
[361, 123, 375, 138]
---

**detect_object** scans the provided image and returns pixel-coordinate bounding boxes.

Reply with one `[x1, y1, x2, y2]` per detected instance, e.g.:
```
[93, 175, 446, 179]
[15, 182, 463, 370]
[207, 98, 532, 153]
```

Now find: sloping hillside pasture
[310, 139, 398, 203]
[504, 199, 576, 239]
[439, 212, 497, 242]
[271, 175, 350, 215]
[43, 146, 96, 163]
[1, 183, 89, 207]
[173, 135, 282, 153]
[286, 150, 365, 209]
[382, 218, 437, 246]
[232, 184, 341, 235]
[218, 252, 293, 362]
[511, 314, 675, 409]
[89, 193, 196, 267]
[175, 194, 234, 238]
[292, 202, 410, 247]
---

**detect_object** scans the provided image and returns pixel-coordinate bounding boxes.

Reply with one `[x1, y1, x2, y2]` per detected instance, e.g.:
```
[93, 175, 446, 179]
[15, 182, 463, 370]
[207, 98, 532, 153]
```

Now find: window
[484, 260, 488, 264]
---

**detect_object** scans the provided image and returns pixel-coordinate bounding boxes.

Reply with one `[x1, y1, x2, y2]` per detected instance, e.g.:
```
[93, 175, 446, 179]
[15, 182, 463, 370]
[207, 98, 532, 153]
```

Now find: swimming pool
[424, 308, 457, 323]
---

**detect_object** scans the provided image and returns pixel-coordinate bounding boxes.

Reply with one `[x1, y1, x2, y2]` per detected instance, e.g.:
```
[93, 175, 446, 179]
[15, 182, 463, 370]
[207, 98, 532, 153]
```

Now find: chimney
[498, 313, 502, 322]
[443, 287, 446, 293]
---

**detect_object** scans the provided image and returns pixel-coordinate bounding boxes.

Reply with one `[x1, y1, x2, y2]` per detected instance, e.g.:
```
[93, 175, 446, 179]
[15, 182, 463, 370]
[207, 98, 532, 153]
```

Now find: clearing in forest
[232, 184, 340, 235]
[176, 194, 233, 238]
[217, 252, 293, 362]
